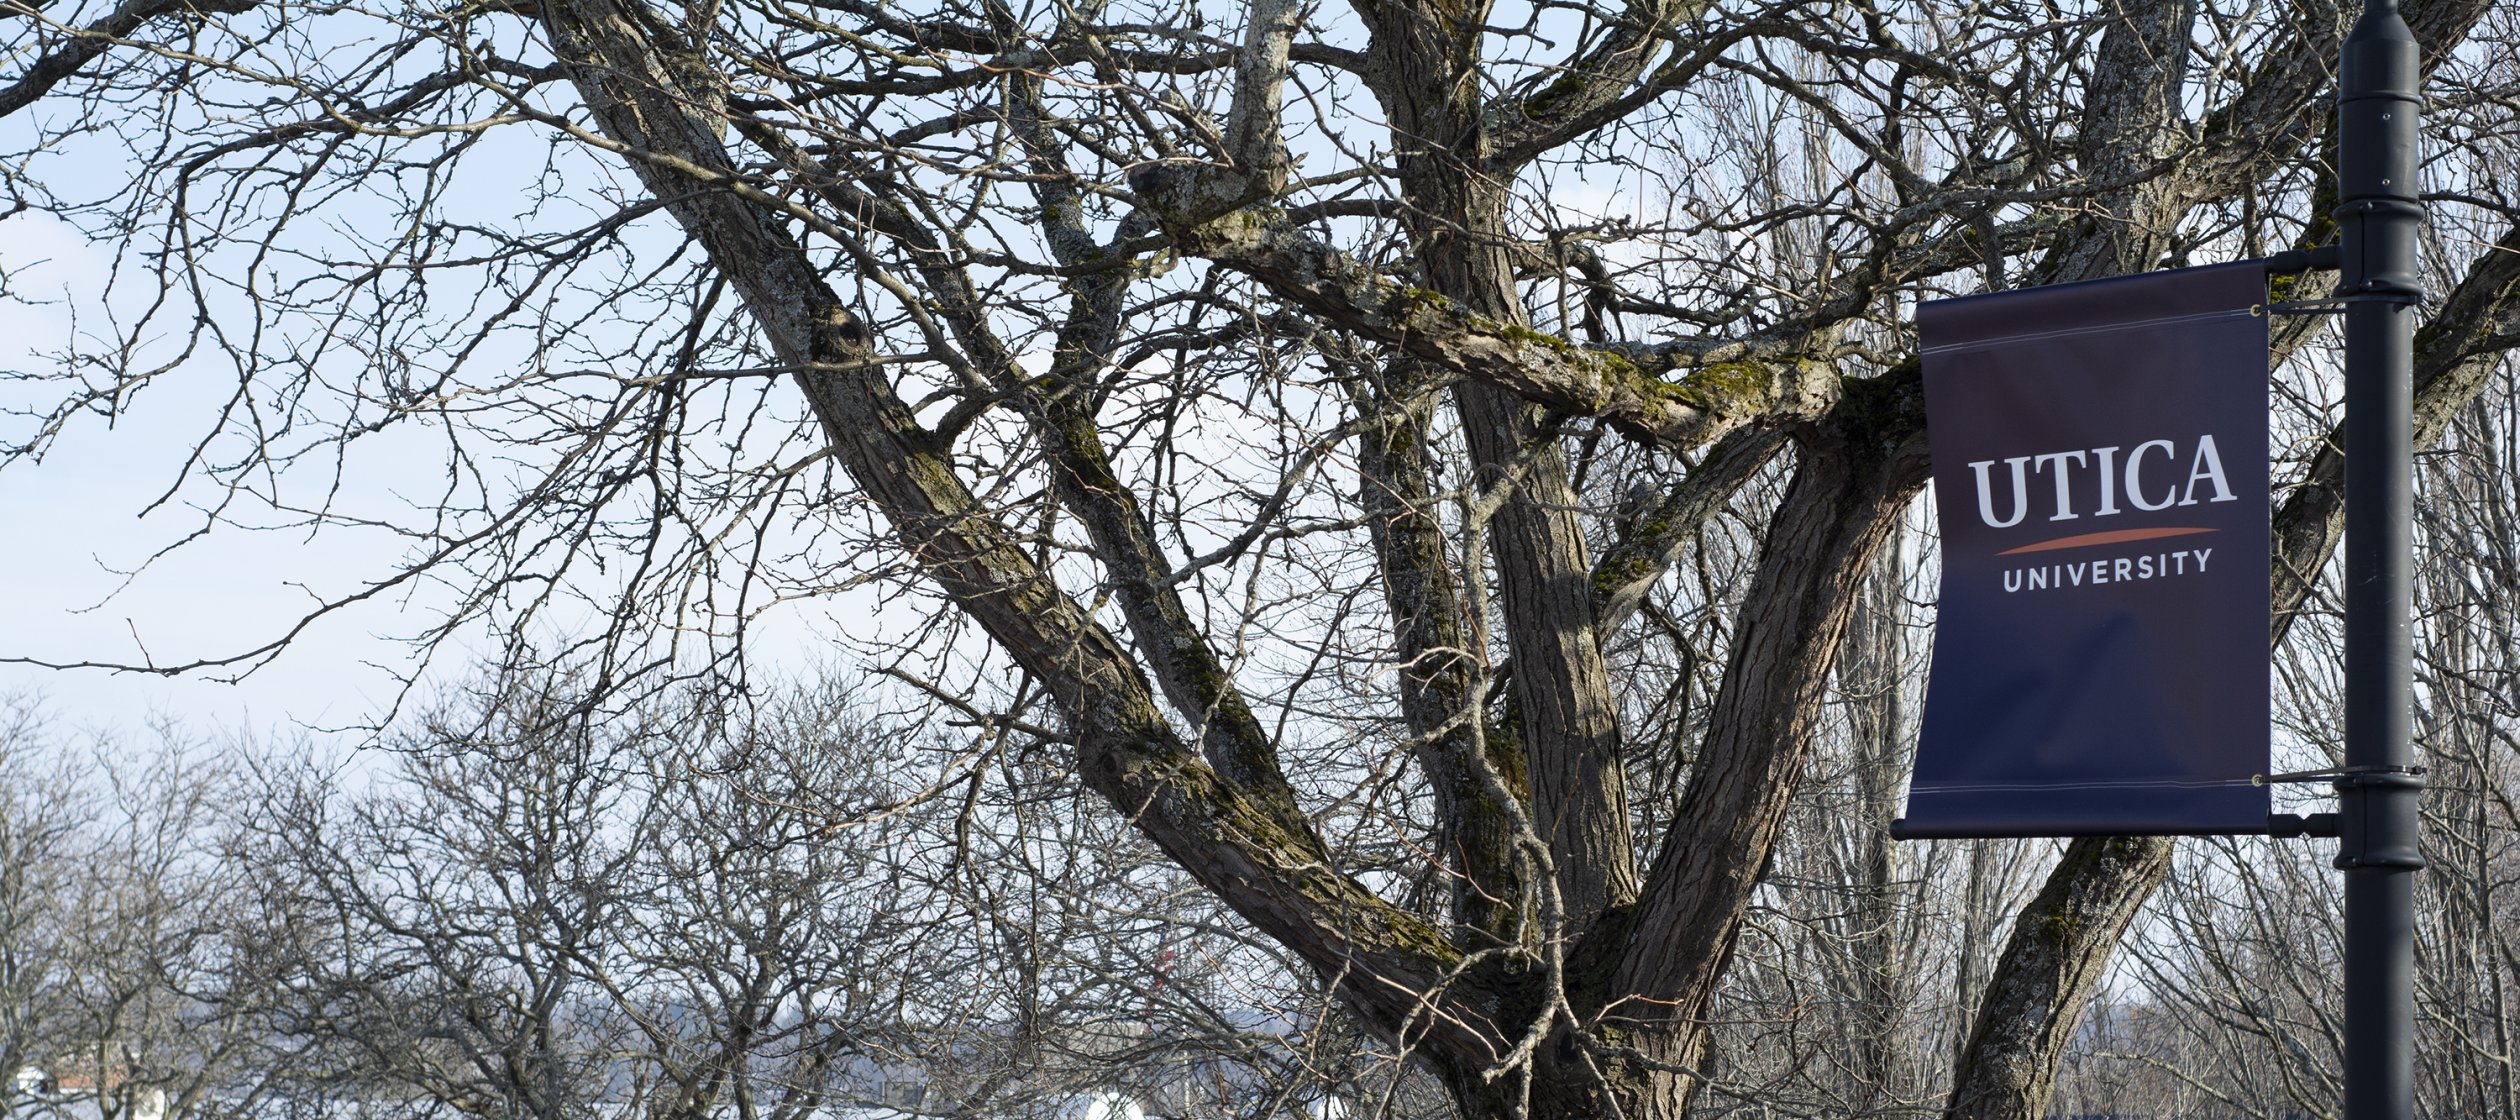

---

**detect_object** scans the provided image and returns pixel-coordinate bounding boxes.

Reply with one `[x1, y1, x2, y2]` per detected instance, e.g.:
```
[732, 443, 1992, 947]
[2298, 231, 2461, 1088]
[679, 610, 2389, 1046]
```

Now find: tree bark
[1357, 0, 1640, 933]
[1358, 357, 1535, 949]
[1587, 373, 1932, 1116]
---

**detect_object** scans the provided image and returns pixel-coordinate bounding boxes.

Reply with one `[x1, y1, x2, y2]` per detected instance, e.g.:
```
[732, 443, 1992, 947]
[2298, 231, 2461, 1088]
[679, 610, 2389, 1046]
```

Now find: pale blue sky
[0, 210, 428, 738]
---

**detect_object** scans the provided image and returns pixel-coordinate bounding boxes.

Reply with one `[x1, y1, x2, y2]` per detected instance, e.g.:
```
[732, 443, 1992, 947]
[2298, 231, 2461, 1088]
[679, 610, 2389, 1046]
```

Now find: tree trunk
[1593, 396, 1932, 1117]
[1845, 544, 1912, 1107]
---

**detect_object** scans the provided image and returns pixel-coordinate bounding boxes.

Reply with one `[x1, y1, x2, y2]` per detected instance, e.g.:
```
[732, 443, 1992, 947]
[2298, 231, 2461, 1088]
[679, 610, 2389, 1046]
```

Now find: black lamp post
[2336, 2, 2425, 1118]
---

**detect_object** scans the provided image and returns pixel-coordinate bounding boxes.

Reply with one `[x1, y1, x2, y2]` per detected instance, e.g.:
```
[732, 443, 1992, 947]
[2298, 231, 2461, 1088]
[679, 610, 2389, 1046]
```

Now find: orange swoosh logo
[1997, 526, 2219, 556]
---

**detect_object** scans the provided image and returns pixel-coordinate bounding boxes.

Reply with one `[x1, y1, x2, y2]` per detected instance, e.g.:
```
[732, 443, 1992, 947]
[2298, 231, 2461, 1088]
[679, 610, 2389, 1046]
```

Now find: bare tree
[0, 706, 298, 1120]
[0, 699, 88, 1120]
[9, 0, 2520, 1116]
[234, 670, 1400, 1120]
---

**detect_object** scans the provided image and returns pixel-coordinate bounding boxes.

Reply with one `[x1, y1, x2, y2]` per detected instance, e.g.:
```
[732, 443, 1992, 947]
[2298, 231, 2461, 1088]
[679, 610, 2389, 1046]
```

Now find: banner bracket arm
[2264, 244, 2342, 275]
[2255, 763, 2428, 786]
[2268, 292, 2423, 316]
[2270, 812, 2343, 839]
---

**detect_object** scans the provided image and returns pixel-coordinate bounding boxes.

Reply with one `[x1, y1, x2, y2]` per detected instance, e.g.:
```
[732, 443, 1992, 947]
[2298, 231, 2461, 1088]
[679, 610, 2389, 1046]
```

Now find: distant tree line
[4, 525, 2519, 1119]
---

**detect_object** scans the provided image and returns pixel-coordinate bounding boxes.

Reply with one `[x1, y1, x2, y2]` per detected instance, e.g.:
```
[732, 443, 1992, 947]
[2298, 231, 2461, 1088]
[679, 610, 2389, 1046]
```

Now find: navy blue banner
[1901, 263, 2272, 838]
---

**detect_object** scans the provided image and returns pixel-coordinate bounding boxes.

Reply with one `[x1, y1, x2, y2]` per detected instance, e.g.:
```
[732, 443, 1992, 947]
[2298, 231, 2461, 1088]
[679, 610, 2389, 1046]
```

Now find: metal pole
[2336, 3, 2424, 1119]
